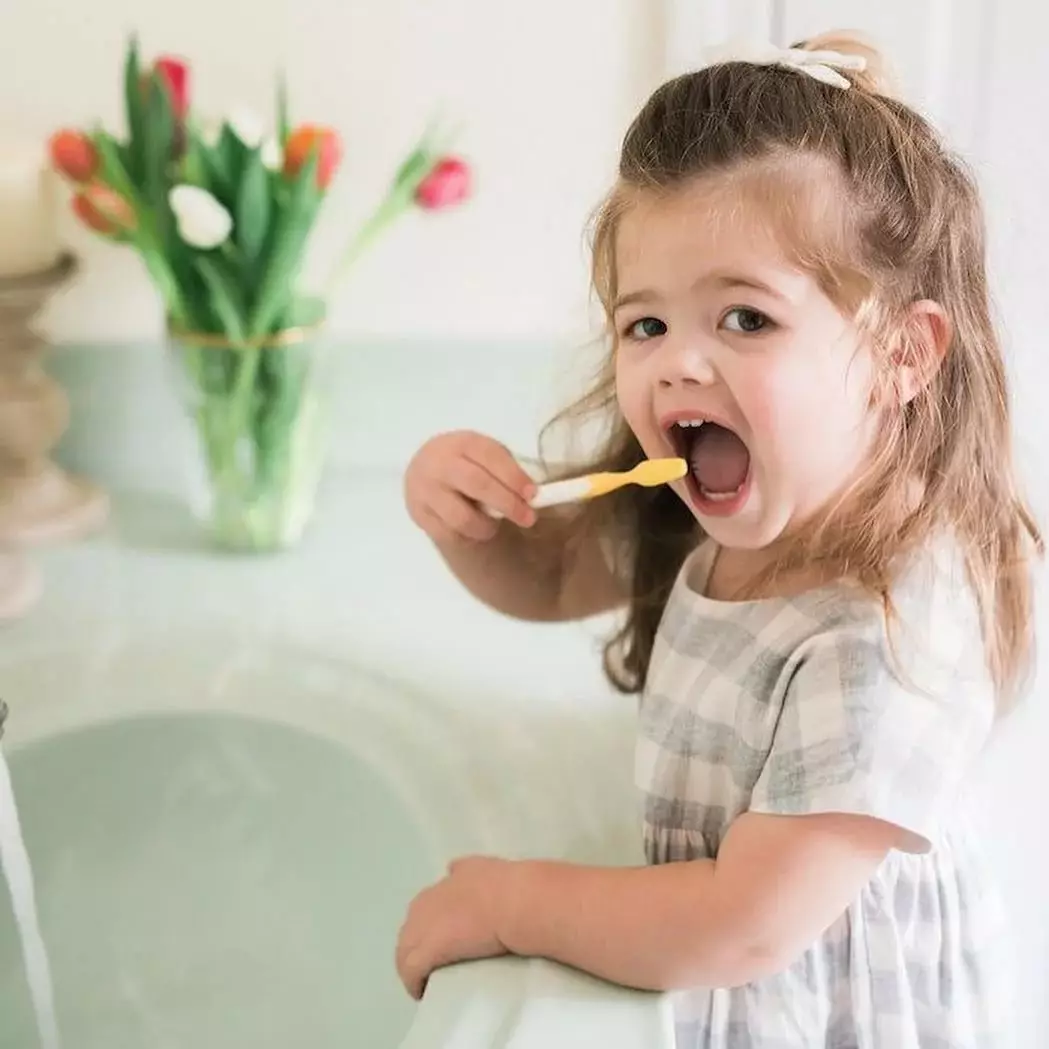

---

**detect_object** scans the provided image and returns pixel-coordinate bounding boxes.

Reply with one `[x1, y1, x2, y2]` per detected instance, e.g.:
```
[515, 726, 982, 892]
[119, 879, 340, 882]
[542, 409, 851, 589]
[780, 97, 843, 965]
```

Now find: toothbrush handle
[528, 477, 591, 509]
[483, 476, 591, 519]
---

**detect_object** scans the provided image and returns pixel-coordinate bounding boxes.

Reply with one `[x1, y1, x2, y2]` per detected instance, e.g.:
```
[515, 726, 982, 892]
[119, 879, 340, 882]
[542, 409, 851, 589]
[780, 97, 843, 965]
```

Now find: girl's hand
[395, 856, 515, 1000]
[404, 430, 538, 544]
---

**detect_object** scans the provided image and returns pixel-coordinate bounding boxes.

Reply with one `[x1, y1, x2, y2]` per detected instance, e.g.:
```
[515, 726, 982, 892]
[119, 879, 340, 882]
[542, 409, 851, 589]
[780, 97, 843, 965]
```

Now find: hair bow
[698, 38, 867, 90]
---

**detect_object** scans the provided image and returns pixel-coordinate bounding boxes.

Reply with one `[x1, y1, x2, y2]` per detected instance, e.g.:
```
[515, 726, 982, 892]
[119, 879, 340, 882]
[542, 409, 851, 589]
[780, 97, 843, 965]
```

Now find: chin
[685, 485, 791, 552]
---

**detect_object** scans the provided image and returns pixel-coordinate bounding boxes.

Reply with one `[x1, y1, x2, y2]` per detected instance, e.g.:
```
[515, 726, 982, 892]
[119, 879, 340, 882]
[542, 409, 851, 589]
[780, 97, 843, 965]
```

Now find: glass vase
[167, 322, 331, 552]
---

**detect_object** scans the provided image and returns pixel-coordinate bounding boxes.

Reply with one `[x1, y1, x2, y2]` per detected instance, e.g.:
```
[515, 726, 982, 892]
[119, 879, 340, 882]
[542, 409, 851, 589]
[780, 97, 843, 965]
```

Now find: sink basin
[1, 712, 433, 1049]
[0, 638, 672, 1048]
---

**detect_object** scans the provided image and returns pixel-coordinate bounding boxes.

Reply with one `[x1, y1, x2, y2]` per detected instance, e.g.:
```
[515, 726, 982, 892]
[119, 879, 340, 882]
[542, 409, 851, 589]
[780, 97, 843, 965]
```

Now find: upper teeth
[676, 419, 706, 428]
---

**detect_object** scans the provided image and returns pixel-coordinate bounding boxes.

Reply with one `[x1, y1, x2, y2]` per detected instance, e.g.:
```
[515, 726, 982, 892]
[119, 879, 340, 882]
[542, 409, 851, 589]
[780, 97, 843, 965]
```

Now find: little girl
[396, 30, 1042, 1048]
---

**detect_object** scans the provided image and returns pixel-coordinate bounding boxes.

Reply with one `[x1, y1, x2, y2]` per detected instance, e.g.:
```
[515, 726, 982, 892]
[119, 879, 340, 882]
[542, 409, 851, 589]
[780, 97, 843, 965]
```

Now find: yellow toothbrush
[529, 457, 687, 508]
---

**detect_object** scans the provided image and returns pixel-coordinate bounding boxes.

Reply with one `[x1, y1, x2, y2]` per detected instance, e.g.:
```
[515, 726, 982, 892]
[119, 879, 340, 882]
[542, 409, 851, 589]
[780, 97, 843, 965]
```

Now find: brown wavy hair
[539, 30, 1042, 703]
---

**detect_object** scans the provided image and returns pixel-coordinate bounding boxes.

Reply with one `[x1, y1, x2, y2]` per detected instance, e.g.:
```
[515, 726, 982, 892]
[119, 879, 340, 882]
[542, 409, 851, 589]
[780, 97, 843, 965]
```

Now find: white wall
[3, 0, 663, 344]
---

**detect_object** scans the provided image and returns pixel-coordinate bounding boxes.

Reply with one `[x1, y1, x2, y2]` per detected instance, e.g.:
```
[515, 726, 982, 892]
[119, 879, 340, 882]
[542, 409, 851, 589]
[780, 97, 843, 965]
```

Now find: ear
[890, 300, 951, 405]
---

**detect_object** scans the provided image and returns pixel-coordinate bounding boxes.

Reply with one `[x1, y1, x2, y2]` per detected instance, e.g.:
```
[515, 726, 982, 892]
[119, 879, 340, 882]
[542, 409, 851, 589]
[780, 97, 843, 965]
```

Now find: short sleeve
[748, 627, 995, 853]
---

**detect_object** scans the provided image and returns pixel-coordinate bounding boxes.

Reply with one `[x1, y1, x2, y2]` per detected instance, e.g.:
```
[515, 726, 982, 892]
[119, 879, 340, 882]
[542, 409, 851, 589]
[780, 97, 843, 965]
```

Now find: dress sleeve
[748, 625, 995, 853]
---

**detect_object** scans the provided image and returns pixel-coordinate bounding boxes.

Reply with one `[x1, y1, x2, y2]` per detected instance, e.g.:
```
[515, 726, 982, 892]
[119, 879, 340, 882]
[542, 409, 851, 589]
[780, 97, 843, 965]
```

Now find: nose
[656, 332, 717, 388]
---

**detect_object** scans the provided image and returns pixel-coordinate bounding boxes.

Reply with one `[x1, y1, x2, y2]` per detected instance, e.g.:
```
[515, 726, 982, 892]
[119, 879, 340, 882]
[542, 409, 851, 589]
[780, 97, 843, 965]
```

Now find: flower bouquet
[49, 36, 471, 551]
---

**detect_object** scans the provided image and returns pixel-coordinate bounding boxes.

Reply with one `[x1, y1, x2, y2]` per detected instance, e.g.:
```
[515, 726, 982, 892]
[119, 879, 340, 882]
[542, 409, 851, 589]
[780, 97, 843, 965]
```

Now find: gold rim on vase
[166, 320, 326, 350]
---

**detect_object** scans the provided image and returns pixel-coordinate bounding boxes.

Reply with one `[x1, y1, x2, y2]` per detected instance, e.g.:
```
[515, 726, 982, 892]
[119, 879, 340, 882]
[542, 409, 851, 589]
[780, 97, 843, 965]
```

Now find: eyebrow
[612, 272, 790, 313]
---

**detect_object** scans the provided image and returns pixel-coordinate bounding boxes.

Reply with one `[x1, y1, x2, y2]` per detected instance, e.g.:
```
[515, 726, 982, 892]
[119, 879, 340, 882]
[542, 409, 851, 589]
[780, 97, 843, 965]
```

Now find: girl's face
[613, 181, 881, 553]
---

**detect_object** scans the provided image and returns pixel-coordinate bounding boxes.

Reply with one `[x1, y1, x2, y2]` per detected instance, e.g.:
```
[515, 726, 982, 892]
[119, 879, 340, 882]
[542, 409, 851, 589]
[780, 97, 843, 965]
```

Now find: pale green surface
[0, 714, 436, 1049]
[0, 341, 674, 1048]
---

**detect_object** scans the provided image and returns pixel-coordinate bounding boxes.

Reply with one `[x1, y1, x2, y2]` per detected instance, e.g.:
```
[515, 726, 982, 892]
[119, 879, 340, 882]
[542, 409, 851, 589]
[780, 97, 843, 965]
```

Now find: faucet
[0, 698, 7, 742]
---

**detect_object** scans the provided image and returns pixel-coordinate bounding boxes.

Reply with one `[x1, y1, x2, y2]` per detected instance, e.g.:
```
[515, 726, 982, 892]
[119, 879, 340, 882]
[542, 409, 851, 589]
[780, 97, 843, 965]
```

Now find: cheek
[735, 359, 806, 448]
[614, 351, 645, 426]
[740, 353, 871, 461]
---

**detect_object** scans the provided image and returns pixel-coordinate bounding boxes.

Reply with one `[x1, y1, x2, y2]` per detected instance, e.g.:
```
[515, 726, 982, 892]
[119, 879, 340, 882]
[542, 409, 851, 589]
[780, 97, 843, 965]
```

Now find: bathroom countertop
[7, 336, 619, 705]
[0, 340, 678, 1048]
[2, 470, 619, 709]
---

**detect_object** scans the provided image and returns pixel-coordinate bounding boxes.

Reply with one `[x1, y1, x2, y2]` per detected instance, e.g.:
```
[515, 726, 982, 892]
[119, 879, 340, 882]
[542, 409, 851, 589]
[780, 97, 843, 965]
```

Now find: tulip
[169, 185, 232, 249]
[283, 125, 341, 189]
[48, 129, 99, 183]
[71, 183, 136, 237]
[152, 56, 190, 120]
[260, 137, 282, 172]
[414, 156, 471, 210]
[227, 107, 266, 149]
[198, 119, 223, 148]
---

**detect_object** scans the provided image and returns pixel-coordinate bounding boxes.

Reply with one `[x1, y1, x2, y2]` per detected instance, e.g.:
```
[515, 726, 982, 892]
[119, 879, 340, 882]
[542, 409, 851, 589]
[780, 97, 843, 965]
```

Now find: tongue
[689, 424, 750, 493]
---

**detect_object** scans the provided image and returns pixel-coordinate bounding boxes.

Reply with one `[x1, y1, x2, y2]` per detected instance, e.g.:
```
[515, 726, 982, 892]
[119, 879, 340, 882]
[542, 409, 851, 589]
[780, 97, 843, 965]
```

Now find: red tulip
[150, 56, 190, 120]
[414, 157, 471, 210]
[48, 129, 99, 183]
[283, 125, 342, 189]
[71, 183, 136, 237]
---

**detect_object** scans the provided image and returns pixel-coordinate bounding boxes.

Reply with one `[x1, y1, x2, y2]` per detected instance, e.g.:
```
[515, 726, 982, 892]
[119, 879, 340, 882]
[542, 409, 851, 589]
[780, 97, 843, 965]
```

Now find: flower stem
[324, 191, 409, 298]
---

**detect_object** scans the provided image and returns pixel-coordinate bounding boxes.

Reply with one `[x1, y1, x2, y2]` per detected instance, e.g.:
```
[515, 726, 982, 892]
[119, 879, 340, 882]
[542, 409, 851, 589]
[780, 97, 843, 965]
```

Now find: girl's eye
[624, 317, 667, 340]
[721, 307, 771, 334]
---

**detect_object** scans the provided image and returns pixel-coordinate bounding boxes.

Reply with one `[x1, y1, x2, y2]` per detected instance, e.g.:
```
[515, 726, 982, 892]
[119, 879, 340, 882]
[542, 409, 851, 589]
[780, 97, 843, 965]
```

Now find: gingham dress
[636, 540, 1013, 1048]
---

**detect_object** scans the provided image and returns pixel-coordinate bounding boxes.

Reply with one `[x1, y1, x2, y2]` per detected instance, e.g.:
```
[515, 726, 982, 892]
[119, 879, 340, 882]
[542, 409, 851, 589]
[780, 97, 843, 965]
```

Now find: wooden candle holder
[0, 253, 109, 550]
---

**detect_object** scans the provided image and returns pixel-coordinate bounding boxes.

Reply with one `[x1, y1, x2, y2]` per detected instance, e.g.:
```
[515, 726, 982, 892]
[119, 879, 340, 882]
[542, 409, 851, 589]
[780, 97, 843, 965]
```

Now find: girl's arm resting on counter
[499, 810, 904, 990]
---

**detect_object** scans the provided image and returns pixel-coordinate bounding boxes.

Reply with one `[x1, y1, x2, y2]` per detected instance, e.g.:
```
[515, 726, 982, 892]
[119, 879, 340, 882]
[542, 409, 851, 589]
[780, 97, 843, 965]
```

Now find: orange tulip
[71, 183, 136, 237]
[283, 125, 342, 189]
[48, 129, 99, 183]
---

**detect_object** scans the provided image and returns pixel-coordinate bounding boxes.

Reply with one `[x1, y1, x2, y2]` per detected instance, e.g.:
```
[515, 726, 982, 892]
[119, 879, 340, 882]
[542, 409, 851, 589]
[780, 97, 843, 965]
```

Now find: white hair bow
[698, 38, 867, 90]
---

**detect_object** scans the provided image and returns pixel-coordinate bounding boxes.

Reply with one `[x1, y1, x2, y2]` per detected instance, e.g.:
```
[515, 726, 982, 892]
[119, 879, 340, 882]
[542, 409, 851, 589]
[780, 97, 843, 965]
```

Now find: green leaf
[277, 71, 291, 144]
[389, 113, 458, 194]
[217, 125, 249, 197]
[91, 127, 199, 329]
[189, 131, 235, 207]
[391, 143, 432, 193]
[92, 130, 138, 201]
[122, 34, 145, 185]
[248, 148, 321, 339]
[195, 255, 248, 343]
[279, 294, 326, 330]
[142, 74, 175, 210]
[236, 152, 271, 266]
[142, 247, 194, 329]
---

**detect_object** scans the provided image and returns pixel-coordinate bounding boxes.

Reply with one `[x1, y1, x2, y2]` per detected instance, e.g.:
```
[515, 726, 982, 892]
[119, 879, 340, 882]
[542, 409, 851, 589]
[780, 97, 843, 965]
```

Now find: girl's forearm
[494, 813, 901, 993]
[498, 858, 765, 991]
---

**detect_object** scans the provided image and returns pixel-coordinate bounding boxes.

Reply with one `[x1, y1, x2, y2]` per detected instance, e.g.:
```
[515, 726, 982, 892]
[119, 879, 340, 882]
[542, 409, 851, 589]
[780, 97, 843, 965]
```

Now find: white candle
[0, 142, 62, 280]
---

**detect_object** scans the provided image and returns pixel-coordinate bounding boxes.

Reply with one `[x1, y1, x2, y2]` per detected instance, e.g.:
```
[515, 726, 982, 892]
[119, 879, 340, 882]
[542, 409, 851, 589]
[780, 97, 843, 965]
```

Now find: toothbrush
[494, 457, 686, 511]
[484, 457, 686, 518]
[529, 456, 687, 508]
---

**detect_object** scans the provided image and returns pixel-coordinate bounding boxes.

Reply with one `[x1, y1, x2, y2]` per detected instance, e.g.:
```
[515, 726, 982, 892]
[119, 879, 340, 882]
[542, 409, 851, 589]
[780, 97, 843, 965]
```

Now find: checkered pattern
[636, 540, 1013, 1048]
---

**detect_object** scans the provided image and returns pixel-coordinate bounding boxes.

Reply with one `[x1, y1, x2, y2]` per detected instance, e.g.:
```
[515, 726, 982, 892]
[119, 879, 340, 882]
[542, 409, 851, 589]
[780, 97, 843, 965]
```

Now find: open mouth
[666, 418, 752, 515]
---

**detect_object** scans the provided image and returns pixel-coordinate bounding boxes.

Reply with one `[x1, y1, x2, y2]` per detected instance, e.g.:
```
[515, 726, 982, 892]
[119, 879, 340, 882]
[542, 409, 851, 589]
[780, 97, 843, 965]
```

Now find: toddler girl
[397, 30, 1041, 1048]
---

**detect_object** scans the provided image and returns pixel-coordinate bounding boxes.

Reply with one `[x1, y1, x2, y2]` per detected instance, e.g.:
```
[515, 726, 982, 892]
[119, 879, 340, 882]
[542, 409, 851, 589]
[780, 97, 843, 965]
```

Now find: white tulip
[198, 118, 223, 147]
[260, 137, 283, 171]
[169, 185, 233, 250]
[227, 106, 266, 149]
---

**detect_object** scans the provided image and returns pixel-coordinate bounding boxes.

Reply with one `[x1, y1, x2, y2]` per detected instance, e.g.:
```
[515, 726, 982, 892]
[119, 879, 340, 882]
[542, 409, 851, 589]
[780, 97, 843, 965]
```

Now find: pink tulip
[146, 56, 190, 120]
[415, 157, 471, 210]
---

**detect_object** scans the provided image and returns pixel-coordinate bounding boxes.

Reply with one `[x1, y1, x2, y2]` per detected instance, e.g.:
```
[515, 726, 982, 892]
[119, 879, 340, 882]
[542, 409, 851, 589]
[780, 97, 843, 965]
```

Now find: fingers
[426, 490, 500, 543]
[404, 431, 539, 544]
[445, 458, 536, 529]
[397, 947, 428, 1001]
[462, 439, 537, 501]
